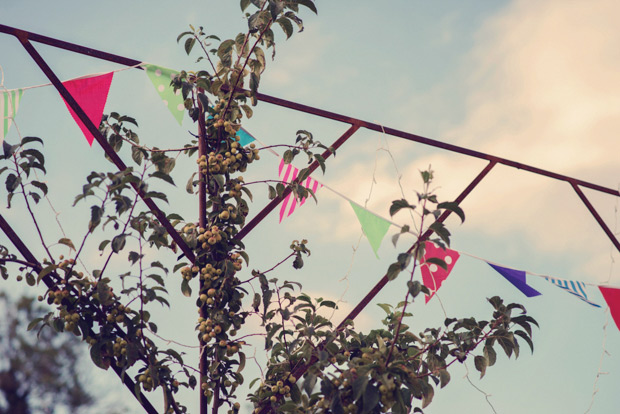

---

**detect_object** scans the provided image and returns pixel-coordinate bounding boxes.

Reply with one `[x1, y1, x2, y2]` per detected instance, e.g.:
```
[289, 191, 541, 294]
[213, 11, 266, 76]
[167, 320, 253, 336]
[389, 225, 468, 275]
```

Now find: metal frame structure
[1, 23, 619, 413]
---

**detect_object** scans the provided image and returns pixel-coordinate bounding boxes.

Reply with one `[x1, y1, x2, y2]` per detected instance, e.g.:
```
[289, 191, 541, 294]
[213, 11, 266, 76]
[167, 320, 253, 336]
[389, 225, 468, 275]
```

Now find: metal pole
[196, 94, 210, 414]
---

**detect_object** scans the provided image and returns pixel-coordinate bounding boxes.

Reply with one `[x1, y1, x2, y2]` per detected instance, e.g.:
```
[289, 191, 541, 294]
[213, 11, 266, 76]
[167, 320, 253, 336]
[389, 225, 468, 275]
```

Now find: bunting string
[0, 62, 144, 93]
[4, 61, 620, 317]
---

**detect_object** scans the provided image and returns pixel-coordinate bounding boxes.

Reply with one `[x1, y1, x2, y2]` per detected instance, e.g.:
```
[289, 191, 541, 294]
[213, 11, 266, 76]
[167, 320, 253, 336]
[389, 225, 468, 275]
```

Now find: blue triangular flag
[237, 127, 256, 147]
[488, 263, 541, 297]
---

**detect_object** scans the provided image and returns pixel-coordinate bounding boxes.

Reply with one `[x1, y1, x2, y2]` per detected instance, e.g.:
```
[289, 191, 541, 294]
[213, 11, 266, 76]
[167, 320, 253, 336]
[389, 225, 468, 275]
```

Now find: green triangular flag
[1, 89, 23, 144]
[144, 64, 184, 125]
[350, 201, 391, 258]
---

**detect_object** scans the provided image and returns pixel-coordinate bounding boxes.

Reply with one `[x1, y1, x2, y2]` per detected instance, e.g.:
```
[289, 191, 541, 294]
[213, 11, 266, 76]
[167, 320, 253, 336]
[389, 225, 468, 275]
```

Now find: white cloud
[290, 0, 620, 282]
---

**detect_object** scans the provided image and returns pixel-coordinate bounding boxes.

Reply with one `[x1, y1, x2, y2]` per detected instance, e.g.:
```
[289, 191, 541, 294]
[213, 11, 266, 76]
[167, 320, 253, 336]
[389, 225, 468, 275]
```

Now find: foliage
[0, 292, 93, 414]
[0, 1, 537, 413]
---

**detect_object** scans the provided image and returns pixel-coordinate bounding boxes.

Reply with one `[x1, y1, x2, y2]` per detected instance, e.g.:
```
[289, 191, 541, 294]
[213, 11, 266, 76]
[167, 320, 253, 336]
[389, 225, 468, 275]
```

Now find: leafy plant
[0, 1, 536, 413]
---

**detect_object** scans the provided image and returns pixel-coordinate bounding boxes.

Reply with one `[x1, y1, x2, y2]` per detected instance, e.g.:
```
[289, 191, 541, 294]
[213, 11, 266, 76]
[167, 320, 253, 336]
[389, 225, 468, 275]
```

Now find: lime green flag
[349, 201, 391, 258]
[144, 64, 184, 125]
[1, 89, 23, 144]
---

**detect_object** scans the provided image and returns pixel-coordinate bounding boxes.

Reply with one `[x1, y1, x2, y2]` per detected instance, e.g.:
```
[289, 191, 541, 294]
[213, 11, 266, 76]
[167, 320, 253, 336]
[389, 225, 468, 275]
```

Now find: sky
[1, 1, 620, 413]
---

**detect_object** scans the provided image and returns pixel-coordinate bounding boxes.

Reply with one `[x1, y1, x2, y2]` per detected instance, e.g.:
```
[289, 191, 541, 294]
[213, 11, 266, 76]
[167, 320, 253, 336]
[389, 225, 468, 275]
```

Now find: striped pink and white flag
[278, 159, 322, 222]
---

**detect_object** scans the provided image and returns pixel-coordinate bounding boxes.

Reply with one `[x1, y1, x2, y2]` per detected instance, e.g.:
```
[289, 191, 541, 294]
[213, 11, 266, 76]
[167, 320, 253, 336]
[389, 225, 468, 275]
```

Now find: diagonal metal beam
[0, 213, 159, 414]
[236, 123, 361, 240]
[253, 90, 620, 198]
[261, 160, 500, 414]
[14, 35, 195, 264]
[0, 24, 143, 68]
[571, 183, 620, 253]
[2, 24, 618, 246]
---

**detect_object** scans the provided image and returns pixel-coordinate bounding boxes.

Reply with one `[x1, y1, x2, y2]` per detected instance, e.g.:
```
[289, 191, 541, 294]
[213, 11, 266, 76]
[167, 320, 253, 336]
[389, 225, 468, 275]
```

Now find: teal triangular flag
[350, 201, 391, 258]
[144, 64, 184, 125]
[237, 127, 256, 147]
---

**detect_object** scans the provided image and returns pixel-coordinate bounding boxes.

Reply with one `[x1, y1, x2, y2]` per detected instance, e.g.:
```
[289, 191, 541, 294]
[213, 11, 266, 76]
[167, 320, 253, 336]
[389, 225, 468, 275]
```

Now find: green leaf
[58, 238, 76, 251]
[111, 233, 127, 253]
[386, 262, 402, 281]
[31, 180, 48, 196]
[474, 355, 488, 378]
[428, 221, 451, 246]
[21, 148, 45, 165]
[184, 37, 196, 55]
[437, 201, 465, 223]
[89, 205, 103, 231]
[425, 257, 447, 271]
[294, 0, 317, 14]
[150, 171, 175, 186]
[144, 191, 168, 203]
[407, 280, 422, 298]
[514, 330, 534, 353]
[90, 344, 110, 370]
[421, 384, 434, 408]
[37, 264, 56, 284]
[389, 199, 415, 217]
[131, 145, 144, 166]
[98, 240, 110, 252]
[27, 317, 43, 331]
[21, 136, 43, 146]
[181, 278, 192, 297]
[5, 173, 21, 193]
[186, 172, 197, 194]
[483, 345, 497, 367]
[240, 0, 251, 11]
[362, 384, 379, 414]
[277, 16, 293, 39]
[439, 369, 450, 388]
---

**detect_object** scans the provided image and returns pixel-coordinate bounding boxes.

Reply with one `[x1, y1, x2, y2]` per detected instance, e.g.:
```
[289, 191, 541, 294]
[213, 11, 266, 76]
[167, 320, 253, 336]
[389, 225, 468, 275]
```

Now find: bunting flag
[349, 201, 391, 258]
[278, 159, 322, 222]
[599, 286, 620, 330]
[420, 242, 460, 303]
[237, 127, 256, 147]
[61, 73, 114, 146]
[1, 89, 24, 144]
[544, 276, 601, 307]
[488, 263, 542, 297]
[144, 64, 184, 125]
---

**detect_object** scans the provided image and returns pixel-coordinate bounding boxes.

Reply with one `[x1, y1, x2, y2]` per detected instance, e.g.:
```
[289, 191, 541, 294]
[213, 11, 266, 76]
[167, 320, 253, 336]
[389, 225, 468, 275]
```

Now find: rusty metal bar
[14, 36, 195, 264]
[252, 91, 620, 198]
[335, 159, 498, 332]
[196, 94, 211, 414]
[571, 183, 620, 253]
[2, 24, 618, 236]
[236, 123, 361, 241]
[0, 24, 143, 68]
[277, 160, 499, 396]
[0, 213, 159, 414]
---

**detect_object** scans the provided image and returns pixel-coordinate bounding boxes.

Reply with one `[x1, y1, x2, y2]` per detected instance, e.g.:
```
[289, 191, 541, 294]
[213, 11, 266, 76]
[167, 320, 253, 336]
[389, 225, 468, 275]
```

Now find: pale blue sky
[1, 1, 620, 413]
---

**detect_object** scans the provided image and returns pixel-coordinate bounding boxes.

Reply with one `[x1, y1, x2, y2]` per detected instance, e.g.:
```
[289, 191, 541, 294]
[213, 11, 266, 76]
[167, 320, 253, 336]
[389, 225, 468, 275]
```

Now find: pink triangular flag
[61, 72, 113, 146]
[599, 286, 620, 331]
[277, 159, 322, 222]
[420, 242, 460, 303]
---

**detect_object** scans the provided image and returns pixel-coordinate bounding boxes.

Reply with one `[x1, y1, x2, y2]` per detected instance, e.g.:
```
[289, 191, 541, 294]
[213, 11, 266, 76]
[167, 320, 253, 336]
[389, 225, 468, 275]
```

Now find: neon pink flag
[278, 159, 322, 222]
[420, 242, 460, 303]
[61, 72, 114, 146]
[599, 286, 620, 331]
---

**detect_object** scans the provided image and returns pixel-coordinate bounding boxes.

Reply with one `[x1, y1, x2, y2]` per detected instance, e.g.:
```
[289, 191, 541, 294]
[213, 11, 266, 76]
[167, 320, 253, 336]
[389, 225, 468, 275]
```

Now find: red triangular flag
[420, 242, 460, 303]
[599, 286, 620, 331]
[61, 72, 113, 146]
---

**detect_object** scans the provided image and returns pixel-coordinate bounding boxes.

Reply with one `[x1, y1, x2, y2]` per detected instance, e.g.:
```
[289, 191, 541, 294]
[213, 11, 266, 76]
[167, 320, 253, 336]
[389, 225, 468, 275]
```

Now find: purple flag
[488, 263, 541, 297]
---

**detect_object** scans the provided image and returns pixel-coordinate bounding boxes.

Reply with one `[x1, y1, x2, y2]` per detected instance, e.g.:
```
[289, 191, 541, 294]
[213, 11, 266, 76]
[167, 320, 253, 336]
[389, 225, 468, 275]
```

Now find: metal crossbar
[1, 23, 619, 413]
